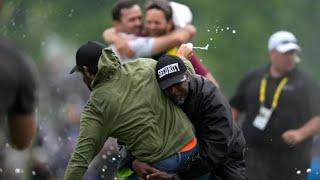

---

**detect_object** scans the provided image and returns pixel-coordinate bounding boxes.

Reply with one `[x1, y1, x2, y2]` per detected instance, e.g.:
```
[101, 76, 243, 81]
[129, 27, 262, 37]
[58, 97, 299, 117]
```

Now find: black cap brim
[69, 65, 78, 74]
[159, 74, 187, 90]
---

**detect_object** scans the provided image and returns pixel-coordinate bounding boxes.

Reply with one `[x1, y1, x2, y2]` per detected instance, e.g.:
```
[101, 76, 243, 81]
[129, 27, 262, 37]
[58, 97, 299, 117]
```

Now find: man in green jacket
[64, 42, 196, 179]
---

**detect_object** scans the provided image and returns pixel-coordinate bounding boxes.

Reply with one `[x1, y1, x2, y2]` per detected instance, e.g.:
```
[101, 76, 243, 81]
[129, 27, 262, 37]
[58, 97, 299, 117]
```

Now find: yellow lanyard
[259, 76, 288, 109]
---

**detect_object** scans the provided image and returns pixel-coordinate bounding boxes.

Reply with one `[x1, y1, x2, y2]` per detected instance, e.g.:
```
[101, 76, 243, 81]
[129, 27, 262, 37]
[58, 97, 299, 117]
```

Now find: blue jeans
[152, 145, 200, 173]
[126, 145, 199, 180]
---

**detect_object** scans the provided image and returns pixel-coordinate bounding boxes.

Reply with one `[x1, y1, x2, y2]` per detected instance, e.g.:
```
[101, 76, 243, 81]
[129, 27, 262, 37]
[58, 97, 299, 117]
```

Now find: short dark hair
[112, 0, 138, 21]
[145, 0, 172, 21]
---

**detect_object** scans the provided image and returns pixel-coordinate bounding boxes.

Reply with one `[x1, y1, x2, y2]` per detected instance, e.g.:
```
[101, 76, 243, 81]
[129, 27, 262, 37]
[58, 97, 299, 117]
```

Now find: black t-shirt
[230, 65, 320, 149]
[0, 38, 37, 121]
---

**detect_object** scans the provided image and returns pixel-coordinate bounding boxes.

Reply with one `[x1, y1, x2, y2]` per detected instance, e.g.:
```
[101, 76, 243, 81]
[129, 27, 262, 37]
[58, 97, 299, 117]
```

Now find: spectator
[0, 38, 37, 150]
[230, 31, 320, 180]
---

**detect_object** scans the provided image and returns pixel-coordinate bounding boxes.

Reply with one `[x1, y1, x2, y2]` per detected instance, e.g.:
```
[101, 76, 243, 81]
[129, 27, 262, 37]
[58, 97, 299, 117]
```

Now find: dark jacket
[181, 74, 246, 172]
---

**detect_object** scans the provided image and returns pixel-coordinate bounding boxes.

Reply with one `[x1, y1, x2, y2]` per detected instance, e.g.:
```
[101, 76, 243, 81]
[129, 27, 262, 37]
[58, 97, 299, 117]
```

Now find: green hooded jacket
[64, 48, 195, 179]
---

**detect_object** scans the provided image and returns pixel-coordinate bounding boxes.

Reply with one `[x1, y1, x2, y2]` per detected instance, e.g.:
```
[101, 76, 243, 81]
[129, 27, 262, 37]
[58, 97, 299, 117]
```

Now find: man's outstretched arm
[64, 99, 108, 180]
[103, 25, 196, 59]
[102, 28, 135, 58]
[282, 115, 320, 145]
[150, 25, 196, 56]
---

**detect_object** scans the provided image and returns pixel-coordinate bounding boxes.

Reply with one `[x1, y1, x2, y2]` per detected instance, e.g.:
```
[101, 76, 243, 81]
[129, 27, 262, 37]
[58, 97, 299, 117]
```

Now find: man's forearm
[64, 159, 87, 180]
[205, 73, 219, 88]
[152, 25, 196, 55]
[8, 113, 36, 150]
[299, 115, 320, 140]
[151, 34, 181, 55]
[102, 28, 126, 44]
[64, 140, 99, 180]
[64, 112, 107, 179]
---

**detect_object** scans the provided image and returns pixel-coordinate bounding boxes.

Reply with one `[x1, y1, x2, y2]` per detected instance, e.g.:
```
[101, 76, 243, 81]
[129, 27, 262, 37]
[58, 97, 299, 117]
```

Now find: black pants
[245, 146, 311, 180]
[211, 148, 247, 180]
[180, 149, 247, 180]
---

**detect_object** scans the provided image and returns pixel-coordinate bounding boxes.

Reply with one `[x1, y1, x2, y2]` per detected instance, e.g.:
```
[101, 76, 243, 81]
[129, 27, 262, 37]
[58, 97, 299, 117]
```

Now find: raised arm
[64, 99, 108, 180]
[188, 53, 219, 87]
[102, 28, 135, 58]
[151, 25, 196, 55]
[103, 25, 196, 59]
[103, 27, 119, 44]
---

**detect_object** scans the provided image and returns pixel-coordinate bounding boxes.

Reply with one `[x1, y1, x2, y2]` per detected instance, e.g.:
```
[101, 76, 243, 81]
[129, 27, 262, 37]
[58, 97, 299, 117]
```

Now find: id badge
[252, 106, 273, 130]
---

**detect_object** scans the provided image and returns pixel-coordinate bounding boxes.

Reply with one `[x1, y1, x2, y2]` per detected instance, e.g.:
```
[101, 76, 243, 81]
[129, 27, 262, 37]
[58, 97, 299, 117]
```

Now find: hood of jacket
[91, 48, 121, 89]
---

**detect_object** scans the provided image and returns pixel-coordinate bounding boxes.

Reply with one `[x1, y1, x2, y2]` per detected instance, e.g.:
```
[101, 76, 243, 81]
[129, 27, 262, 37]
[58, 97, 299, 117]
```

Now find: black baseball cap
[69, 41, 105, 74]
[156, 55, 187, 90]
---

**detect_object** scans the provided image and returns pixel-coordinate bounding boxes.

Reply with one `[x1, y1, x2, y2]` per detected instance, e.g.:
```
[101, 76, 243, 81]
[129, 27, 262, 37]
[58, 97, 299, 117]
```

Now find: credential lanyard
[259, 76, 288, 109]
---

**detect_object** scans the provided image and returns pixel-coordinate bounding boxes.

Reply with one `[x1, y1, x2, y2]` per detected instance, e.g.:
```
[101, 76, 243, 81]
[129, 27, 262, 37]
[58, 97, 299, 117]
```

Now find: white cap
[268, 31, 301, 53]
[169, 1, 193, 28]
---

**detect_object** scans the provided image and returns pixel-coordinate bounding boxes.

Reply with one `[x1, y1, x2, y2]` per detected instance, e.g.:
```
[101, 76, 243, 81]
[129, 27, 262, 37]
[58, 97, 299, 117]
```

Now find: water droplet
[15, 168, 21, 174]
[296, 170, 301, 174]
[210, 38, 213, 41]
[68, 9, 74, 18]
[232, 30, 236, 34]
[221, 28, 224, 32]
[112, 157, 116, 161]
[306, 168, 311, 173]
[102, 154, 107, 159]
[226, 27, 230, 30]
[32, 171, 36, 175]
[67, 137, 72, 141]
[102, 168, 105, 172]
[207, 29, 210, 32]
